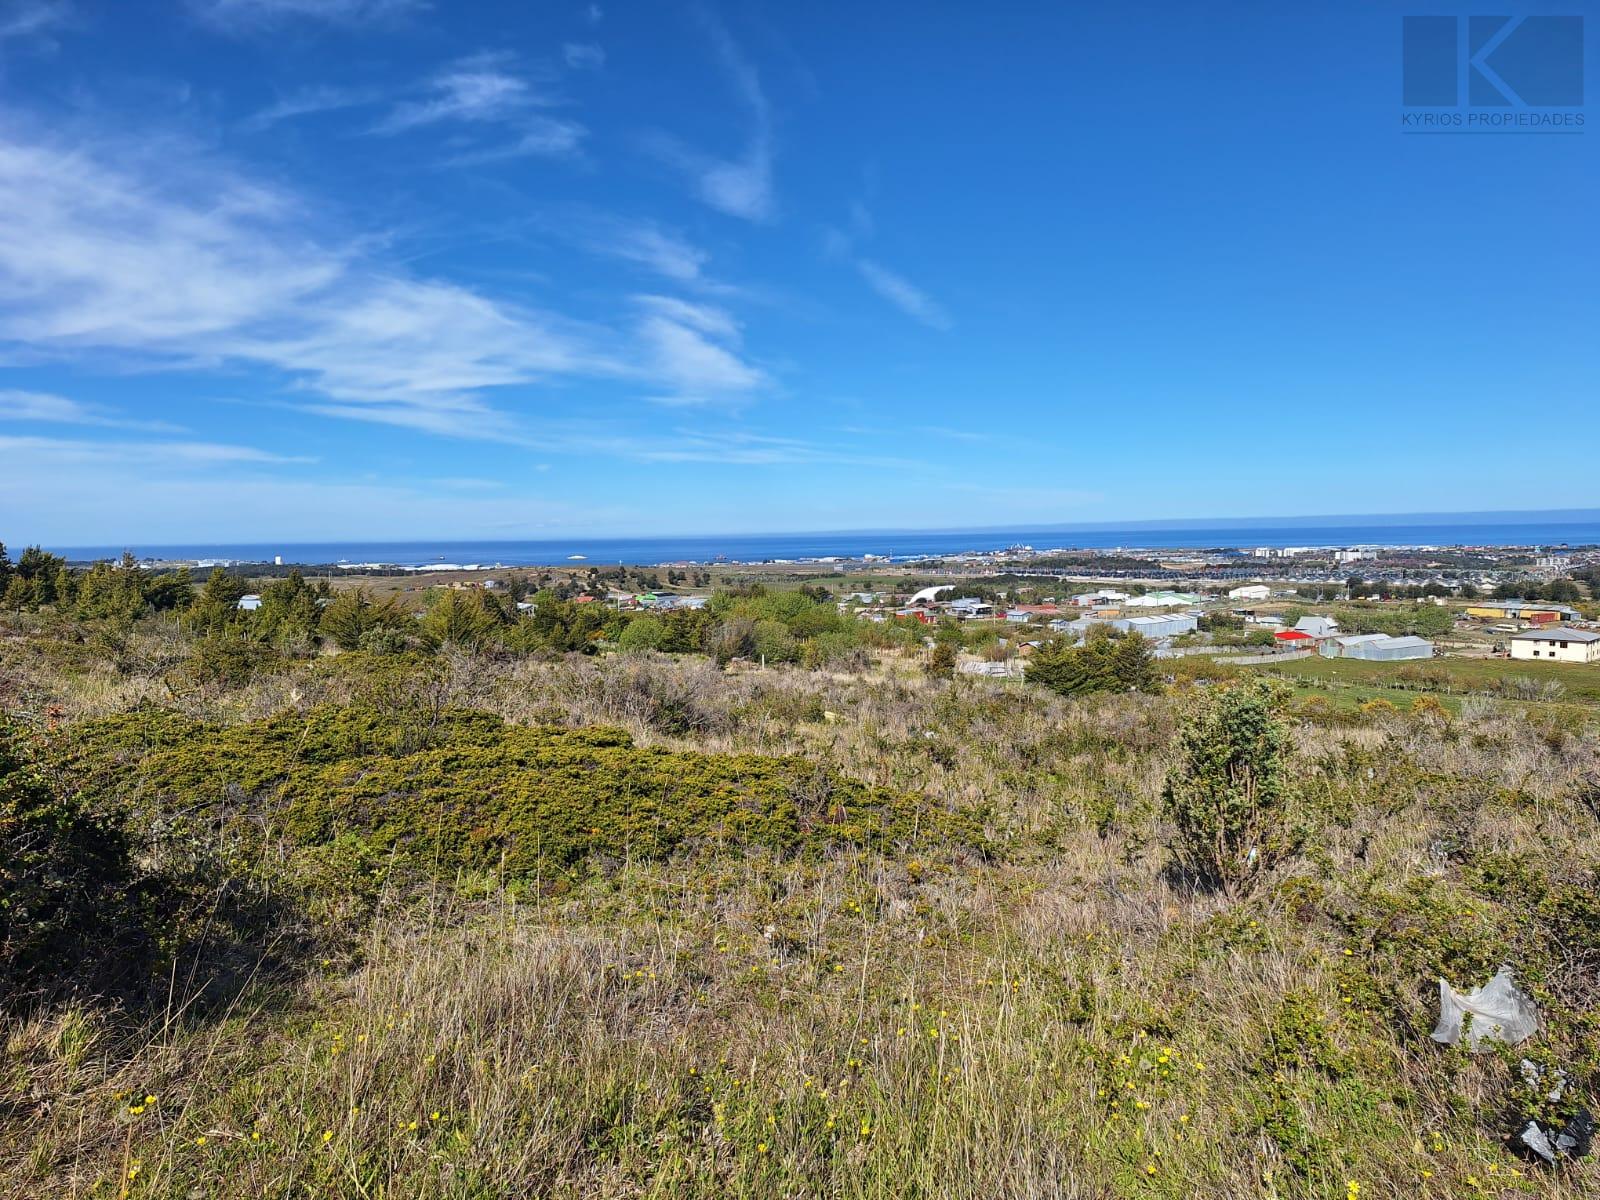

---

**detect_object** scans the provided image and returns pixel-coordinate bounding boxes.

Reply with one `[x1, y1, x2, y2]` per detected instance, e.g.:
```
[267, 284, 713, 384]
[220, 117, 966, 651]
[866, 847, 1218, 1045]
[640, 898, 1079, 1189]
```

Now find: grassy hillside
[3, 616, 1599, 1198]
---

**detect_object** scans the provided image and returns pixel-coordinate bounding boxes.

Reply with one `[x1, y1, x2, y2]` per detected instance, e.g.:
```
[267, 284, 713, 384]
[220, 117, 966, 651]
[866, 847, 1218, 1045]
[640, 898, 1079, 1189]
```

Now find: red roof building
[1274, 629, 1313, 644]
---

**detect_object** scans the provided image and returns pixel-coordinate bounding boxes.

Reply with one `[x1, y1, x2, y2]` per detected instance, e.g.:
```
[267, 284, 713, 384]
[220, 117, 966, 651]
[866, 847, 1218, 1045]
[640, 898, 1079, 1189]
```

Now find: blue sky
[0, 0, 1594, 546]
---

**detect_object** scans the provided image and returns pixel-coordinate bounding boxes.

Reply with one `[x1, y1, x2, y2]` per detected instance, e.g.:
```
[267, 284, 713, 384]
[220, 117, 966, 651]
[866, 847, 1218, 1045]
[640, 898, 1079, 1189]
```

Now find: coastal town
[184, 536, 1600, 689]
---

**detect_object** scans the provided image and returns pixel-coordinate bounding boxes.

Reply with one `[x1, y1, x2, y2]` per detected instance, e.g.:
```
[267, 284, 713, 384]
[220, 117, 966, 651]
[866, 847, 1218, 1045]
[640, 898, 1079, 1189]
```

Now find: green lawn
[1247, 653, 1600, 705]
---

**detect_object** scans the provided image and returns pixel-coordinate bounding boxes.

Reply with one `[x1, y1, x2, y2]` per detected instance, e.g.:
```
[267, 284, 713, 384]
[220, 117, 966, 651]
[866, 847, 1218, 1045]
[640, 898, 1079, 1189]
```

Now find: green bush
[617, 614, 668, 654]
[58, 704, 986, 881]
[1, 720, 135, 1004]
[1161, 680, 1302, 896]
[1028, 629, 1157, 696]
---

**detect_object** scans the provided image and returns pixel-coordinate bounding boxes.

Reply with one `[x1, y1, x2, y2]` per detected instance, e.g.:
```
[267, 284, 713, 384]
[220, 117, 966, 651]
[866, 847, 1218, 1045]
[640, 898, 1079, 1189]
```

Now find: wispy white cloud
[0, 127, 607, 440]
[241, 85, 381, 132]
[189, 0, 426, 29]
[0, 432, 311, 466]
[855, 259, 951, 331]
[545, 212, 738, 292]
[633, 295, 765, 405]
[0, 389, 185, 432]
[824, 214, 952, 331]
[438, 116, 587, 164]
[0, 124, 786, 447]
[647, 12, 774, 221]
[596, 220, 709, 283]
[375, 52, 541, 132]
[562, 42, 604, 70]
[370, 51, 586, 159]
[0, 0, 71, 42]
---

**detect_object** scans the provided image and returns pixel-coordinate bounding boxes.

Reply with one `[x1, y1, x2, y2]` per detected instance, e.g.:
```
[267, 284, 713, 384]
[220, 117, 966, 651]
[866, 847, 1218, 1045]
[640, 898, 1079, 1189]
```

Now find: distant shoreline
[47, 514, 1600, 570]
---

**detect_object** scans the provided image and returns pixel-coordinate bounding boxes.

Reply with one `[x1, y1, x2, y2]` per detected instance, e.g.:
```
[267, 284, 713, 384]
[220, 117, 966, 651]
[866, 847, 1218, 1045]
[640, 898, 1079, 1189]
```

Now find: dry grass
[3, 625, 1600, 1198]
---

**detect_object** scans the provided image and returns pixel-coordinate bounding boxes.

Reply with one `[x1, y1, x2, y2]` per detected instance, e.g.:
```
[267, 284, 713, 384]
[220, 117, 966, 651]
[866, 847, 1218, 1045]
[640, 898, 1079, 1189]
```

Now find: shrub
[1, 721, 135, 1004]
[617, 614, 668, 655]
[1161, 680, 1301, 896]
[57, 704, 986, 880]
[1029, 629, 1157, 697]
[176, 636, 283, 690]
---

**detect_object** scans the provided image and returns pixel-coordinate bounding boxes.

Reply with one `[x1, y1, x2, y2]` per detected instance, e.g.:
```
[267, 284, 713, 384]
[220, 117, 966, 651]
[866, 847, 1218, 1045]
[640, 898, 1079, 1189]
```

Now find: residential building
[1509, 627, 1600, 664]
[1293, 615, 1339, 639]
[908, 585, 956, 606]
[947, 598, 994, 619]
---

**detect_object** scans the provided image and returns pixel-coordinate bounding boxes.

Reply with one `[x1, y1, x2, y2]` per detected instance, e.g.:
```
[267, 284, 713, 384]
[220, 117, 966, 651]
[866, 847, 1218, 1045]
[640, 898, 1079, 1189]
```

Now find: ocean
[52, 513, 1600, 568]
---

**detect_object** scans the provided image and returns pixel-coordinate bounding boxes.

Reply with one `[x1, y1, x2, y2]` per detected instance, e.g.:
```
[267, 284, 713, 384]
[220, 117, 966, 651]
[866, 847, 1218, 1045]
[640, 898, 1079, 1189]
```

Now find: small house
[1293, 615, 1339, 640]
[1509, 627, 1600, 664]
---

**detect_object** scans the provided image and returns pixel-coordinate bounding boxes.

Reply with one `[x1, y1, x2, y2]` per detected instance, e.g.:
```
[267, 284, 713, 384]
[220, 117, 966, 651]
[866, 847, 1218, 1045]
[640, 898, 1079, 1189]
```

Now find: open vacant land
[1256, 654, 1600, 706]
[4, 597, 1599, 1199]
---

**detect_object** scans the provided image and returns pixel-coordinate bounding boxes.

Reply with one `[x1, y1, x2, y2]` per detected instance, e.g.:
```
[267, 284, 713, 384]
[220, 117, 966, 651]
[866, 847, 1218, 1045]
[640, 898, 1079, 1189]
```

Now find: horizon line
[37, 506, 1600, 555]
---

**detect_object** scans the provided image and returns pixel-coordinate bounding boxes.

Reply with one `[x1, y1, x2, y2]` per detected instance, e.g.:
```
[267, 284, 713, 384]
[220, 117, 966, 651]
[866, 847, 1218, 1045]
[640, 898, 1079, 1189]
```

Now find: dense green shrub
[617, 614, 668, 654]
[1161, 680, 1302, 896]
[58, 704, 985, 880]
[1028, 629, 1157, 696]
[175, 636, 284, 690]
[1, 721, 135, 1003]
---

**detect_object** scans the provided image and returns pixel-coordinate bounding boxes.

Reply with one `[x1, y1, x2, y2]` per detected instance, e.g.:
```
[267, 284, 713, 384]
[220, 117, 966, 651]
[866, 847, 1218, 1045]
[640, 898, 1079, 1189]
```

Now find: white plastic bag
[1430, 965, 1538, 1049]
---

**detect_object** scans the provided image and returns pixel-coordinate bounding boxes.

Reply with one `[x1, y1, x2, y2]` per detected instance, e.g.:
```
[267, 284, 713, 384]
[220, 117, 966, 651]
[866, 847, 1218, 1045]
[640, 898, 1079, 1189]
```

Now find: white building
[1293, 615, 1339, 639]
[1124, 590, 1202, 608]
[1228, 584, 1270, 601]
[908, 585, 956, 606]
[1510, 627, 1600, 664]
[1112, 613, 1198, 639]
[947, 598, 994, 619]
[1322, 633, 1433, 661]
[1070, 589, 1130, 607]
[237, 594, 262, 611]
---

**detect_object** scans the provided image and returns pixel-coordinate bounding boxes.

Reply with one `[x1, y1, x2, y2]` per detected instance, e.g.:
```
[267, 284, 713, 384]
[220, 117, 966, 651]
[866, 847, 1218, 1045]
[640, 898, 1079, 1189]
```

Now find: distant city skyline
[1, 1, 1595, 544]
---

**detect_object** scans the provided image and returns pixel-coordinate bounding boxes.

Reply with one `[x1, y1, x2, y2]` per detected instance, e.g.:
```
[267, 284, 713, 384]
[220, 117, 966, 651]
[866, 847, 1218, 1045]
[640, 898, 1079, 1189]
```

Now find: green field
[1250, 652, 1600, 705]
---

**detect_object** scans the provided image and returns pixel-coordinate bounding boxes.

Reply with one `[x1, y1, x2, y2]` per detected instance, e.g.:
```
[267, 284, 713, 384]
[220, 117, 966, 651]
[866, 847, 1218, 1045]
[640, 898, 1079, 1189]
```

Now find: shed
[1337, 634, 1434, 661]
[1111, 613, 1198, 639]
[1320, 633, 1385, 658]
